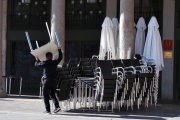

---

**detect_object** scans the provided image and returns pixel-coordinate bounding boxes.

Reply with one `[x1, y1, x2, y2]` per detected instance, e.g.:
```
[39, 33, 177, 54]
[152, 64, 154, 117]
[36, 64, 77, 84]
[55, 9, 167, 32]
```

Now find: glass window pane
[152, 0, 159, 8]
[142, 0, 150, 7]
[134, 0, 140, 8]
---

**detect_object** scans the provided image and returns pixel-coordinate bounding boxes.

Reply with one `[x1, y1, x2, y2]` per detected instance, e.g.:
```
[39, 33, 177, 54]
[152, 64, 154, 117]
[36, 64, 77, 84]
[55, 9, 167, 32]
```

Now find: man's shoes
[43, 111, 51, 114]
[53, 107, 61, 113]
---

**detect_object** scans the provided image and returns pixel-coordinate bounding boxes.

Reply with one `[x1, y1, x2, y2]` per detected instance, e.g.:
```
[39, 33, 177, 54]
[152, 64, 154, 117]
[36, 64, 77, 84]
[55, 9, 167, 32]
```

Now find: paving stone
[0, 95, 180, 120]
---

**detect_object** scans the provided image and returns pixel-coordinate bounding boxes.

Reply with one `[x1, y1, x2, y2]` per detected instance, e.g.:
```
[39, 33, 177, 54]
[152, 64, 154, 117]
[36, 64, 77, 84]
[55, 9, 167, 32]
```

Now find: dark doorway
[84, 43, 99, 58]
[10, 42, 46, 95]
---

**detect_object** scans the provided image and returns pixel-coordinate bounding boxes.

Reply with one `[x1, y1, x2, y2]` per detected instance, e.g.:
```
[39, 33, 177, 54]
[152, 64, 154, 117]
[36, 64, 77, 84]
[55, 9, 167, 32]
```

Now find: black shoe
[53, 107, 61, 113]
[43, 111, 51, 114]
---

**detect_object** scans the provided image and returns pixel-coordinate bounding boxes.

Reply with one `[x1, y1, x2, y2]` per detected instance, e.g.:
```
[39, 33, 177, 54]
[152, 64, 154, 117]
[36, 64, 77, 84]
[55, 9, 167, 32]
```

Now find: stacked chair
[55, 55, 158, 112]
[94, 60, 118, 112]
[56, 58, 98, 109]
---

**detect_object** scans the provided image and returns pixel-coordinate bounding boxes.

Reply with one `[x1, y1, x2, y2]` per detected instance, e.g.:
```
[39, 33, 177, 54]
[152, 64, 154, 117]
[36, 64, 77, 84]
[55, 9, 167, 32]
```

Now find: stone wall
[0, 0, 8, 97]
[106, 0, 117, 19]
[162, 0, 175, 99]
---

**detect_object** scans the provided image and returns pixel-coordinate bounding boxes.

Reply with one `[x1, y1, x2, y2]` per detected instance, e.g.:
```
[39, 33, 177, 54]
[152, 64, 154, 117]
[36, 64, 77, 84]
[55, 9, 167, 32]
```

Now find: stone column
[106, 0, 117, 19]
[162, 0, 175, 99]
[51, 0, 65, 64]
[119, 0, 134, 59]
[0, 0, 7, 98]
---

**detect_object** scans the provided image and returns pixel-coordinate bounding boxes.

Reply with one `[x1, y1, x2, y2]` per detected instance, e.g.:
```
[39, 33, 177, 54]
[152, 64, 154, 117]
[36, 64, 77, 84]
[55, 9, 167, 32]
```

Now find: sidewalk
[0, 95, 180, 120]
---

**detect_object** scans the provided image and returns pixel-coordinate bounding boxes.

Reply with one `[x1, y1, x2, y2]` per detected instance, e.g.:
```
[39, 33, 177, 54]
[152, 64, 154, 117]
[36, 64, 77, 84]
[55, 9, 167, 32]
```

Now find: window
[176, 0, 180, 28]
[117, 0, 163, 28]
[65, 0, 106, 29]
[10, 0, 50, 29]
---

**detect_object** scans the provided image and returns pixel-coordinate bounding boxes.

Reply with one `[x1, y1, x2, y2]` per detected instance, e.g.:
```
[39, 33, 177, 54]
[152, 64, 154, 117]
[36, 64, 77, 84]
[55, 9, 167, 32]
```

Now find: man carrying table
[35, 46, 62, 114]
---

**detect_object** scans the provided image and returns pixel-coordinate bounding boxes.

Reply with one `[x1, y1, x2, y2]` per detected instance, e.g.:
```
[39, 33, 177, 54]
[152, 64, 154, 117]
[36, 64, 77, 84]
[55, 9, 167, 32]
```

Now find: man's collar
[46, 59, 52, 61]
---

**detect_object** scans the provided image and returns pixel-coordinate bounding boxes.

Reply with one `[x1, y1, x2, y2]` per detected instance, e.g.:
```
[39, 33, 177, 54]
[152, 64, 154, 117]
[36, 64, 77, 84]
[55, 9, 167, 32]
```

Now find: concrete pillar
[51, 0, 65, 64]
[0, 0, 7, 98]
[106, 0, 117, 19]
[162, 0, 175, 99]
[119, 0, 134, 59]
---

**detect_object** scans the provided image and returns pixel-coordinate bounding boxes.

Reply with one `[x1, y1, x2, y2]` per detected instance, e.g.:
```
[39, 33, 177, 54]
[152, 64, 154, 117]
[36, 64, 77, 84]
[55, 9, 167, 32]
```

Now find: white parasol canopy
[99, 16, 115, 60]
[134, 22, 137, 38]
[143, 16, 164, 76]
[135, 17, 146, 55]
[112, 18, 119, 58]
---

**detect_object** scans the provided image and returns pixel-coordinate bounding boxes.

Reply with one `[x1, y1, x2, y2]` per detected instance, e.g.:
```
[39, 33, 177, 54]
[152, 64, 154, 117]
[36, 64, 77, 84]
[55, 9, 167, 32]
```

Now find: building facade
[0, 0, 179, 99]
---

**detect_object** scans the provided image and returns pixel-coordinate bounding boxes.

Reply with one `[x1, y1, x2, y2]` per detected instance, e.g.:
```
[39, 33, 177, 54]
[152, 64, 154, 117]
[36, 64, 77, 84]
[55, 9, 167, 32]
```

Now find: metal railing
[10, 14, 49, 29]
[65, 13, 104, 29]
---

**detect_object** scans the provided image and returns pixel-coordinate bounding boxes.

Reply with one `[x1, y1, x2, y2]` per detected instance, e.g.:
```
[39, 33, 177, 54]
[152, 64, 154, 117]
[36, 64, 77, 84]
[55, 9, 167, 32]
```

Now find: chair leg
[78, 80, 81, 103]
[85, 84, 87, 108]
[73, 87, 77, 110]
[106, 101, 108, 111]
[137, 98, 139, 109]
[82, 82, 84, 106]
[73, 99, 76, 110]
[98, 102, 100, 112]
[131, 98, 133, 110]
[60, 102, 62, 109]
[151, 94, 153, 105]
[118, 101, 120, 112]
[51, 100, 53, 112]
[39, 86, 42, 98]
[126, 100, 128, 111]
[92, 89, 95, 109]
[111, 102, 113, 112]
[93, 101, 95, 111]
[89, 86, 91, 109]
[121, 97, 123, 107]
[68, 99, 71, 110]
[73, 88, 75, 109]
[66, 100, 68, 110]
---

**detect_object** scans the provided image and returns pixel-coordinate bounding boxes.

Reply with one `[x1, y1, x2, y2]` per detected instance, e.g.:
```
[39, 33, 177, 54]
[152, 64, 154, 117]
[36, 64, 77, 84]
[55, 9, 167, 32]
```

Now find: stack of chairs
[57, 79, 74, 110]
[111, 58, 156, 111]
[55, 55, 158, 112]
[56, 58, 98, 109]
[134, 54, 158, 105]
[56, 58, 77, 109]
[75, 58, 97, 108]
[94, 60, 118, 112]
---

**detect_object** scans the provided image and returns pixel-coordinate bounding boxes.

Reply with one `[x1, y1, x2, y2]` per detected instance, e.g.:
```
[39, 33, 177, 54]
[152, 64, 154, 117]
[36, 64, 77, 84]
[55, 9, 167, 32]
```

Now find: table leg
[19, 77, 22, 96]
[89, 86, 91, 109]
[9, 78, 11, 96]
[82, 82, 84, 106]
[78, 80, 81, 103]
[85, 84, 87, 107]
[39, 86, 42, 98]
[6, 78, 7, 93]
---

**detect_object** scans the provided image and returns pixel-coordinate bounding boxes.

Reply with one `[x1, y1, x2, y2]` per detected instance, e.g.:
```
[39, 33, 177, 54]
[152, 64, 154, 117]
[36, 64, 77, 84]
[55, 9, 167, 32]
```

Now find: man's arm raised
[35, 57, 45, 67]
[54, 46, 62, 64]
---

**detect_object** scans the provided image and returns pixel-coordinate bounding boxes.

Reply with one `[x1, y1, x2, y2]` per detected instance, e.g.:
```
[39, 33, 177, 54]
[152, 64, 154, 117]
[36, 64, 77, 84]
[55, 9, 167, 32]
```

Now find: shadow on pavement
[5, 95, 40, 99]
[53, 99, 180, 120]
[1, 95, 180, 120]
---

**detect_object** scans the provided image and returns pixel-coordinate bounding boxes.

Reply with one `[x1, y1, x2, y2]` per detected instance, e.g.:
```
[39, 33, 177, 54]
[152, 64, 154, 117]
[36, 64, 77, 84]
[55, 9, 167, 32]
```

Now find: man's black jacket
[35, 49, 62, 80]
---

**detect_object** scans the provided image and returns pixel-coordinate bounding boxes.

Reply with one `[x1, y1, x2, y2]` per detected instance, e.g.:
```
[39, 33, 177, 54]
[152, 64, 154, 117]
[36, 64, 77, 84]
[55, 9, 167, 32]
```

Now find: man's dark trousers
[43, 79, 59, 112]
